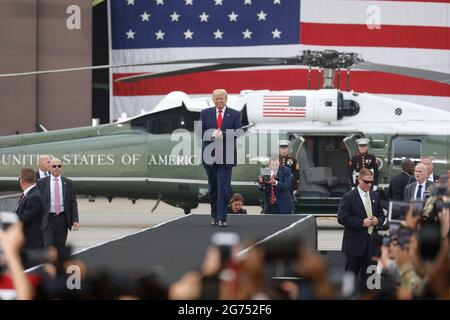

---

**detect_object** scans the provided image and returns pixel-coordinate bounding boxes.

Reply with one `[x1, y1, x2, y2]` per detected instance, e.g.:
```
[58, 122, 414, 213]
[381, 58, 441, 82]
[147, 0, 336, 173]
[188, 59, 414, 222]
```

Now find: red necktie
[270, 175, 276, 205]
[217, 109, 223, 129]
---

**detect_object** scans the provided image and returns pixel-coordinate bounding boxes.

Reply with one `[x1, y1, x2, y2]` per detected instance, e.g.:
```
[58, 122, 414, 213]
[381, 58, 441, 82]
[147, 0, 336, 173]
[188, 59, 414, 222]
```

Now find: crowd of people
[0, 88, 448, 299]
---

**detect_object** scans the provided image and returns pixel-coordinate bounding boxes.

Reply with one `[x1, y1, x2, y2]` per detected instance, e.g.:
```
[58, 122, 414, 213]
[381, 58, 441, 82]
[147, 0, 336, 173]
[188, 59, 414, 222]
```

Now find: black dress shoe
[218, 221, 227, 227]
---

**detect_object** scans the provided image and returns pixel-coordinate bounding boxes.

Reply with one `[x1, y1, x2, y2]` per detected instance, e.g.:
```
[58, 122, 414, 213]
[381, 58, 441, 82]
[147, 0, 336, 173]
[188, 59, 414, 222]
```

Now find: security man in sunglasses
[36, 157, 80, 248]
[338, 168, 384, 289]
[348, 138, 379, 189]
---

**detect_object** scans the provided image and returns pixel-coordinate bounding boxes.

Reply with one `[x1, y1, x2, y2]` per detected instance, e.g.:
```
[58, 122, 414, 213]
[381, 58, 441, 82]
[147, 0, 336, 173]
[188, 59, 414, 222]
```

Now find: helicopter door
[289, 134, 305, 160]
[343, 134, 361, 184]
[343, 134, 360, 158]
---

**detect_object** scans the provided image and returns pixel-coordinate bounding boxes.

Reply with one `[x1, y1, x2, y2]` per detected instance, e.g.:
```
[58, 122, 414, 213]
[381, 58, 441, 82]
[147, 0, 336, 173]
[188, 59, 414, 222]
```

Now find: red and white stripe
[110, 0, 450, 121]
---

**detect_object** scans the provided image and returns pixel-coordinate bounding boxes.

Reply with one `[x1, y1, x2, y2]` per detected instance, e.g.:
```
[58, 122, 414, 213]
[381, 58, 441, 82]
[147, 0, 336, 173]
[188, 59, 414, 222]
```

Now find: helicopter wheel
[184, 208, 191, 215]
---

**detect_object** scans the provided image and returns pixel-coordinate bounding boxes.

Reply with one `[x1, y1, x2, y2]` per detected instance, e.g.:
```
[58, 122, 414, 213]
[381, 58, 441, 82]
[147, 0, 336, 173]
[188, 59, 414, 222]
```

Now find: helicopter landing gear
[184, 208, 191, 215]
[107, 197, 113, 203]
[88, 195, 95, 203]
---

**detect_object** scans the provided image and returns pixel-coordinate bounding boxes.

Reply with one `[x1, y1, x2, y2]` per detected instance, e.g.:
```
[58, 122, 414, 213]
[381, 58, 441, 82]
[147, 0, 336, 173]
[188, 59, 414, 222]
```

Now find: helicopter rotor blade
[114, 63, 269, 83]
[0, 57, 298, 79]
[352, 61, 450, 84]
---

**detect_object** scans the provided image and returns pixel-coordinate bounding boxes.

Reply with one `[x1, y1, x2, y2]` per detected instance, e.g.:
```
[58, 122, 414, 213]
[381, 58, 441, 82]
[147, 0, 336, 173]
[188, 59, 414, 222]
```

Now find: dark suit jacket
[259, 166, 294, 214]
[36, 176, 79, 231]
[15, 186, 44, 249]
[403, 180, 434, 201]
[35, 170, 49, 181]
[388, 171, 412, 201]
[199, 106, 241, 167]
[337, 188, 385, 257]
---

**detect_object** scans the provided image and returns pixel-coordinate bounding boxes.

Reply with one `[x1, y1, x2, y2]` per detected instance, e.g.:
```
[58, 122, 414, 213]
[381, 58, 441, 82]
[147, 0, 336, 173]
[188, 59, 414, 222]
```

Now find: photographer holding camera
[257, 154, 294, 214]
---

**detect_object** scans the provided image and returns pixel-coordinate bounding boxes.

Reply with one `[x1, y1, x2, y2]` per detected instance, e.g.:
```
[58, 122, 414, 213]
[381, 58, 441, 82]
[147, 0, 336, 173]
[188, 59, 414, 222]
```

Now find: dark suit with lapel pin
[200, 106, 241, 224]
[37, 175, 79, 248]
[258, 166, 294, 214]
[15, 186, 45, 267]
[403, 180, 434, 201]
[338, 188, 385, 287]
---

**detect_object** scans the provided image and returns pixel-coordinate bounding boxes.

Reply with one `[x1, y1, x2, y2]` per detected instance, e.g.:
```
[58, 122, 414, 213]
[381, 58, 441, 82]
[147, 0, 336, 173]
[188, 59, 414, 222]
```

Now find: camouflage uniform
[348, 152, 379, 188]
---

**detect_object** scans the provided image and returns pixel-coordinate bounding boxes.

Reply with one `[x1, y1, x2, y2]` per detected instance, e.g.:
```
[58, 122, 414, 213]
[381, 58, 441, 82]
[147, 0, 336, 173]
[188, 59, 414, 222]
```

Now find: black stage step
[73, 214, 316, 284]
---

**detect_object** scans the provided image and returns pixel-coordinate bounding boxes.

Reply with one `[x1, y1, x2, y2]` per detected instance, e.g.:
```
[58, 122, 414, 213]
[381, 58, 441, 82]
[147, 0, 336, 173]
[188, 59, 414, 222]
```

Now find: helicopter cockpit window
[131, 106, 200, 134]
[391, 138, 422, 166]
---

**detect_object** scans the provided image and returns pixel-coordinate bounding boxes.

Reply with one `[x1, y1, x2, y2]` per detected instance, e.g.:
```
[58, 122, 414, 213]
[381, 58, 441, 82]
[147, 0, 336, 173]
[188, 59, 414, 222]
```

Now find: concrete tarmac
[67, 197, 343, 253]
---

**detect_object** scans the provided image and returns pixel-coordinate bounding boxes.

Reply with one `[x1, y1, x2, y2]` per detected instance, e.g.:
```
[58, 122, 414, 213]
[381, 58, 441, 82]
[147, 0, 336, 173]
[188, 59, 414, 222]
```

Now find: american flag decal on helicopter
[262, 96, 307, 118]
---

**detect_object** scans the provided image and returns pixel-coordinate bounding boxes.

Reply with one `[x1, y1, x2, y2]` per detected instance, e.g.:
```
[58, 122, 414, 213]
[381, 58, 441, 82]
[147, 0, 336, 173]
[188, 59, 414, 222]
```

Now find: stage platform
[72, 214, 318, 284]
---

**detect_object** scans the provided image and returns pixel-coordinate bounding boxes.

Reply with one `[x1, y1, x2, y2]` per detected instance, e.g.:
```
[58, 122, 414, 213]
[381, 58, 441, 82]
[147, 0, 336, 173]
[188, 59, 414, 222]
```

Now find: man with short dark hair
[338, 168, 385, 288]
[37, 158, 79, 248]
[388, 159, 415, 200]
[16, 168, 44, 267]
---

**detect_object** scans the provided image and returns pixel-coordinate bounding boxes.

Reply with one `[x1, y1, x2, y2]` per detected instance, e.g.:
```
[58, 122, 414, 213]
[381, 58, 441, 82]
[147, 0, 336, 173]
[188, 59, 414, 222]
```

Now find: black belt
[49, 211, 65, 216]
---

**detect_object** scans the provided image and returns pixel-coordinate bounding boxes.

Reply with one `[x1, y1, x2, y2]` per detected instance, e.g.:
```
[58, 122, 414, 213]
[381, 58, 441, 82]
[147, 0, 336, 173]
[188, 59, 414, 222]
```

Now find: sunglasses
[52, 165, 62, 168]
[361, 179, 374, 185]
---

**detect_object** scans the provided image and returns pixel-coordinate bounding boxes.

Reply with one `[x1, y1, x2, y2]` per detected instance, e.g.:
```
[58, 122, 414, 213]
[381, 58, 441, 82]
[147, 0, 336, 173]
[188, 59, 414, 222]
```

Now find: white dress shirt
[427, 173, 435, 182]
[271, 169, 279, 186]
[414, 181, 427, 200]
[39, 169, 49, 179]
[23, 184, 36, 196]
[357, 186, 372, 214]
[50, 176, 65, 213]
[215, 106, 226, 121]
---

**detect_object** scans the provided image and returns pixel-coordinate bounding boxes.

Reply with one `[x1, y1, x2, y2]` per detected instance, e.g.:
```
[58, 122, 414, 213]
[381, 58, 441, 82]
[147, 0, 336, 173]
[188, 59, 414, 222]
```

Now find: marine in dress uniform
[348, 138, 379, 188]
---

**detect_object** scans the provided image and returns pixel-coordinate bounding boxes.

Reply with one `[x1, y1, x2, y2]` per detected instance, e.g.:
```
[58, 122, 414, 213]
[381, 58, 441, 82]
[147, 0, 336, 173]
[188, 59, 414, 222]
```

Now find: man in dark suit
[338, 168, 385, 289]
[35, 155, 52, 181]
[403, 163, 434, 201]
[200, 89, 241, 227]
[16, 168, 44, 268]
[36, 157, 80, 248]
[258, 154, 294, 214]
[406, 156, 439, 185]
[388, 159, 415, 200]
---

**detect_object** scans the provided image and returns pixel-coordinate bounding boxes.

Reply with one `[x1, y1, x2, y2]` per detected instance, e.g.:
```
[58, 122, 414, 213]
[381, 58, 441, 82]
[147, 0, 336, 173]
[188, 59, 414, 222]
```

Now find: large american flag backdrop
[109, 0, 450, 121]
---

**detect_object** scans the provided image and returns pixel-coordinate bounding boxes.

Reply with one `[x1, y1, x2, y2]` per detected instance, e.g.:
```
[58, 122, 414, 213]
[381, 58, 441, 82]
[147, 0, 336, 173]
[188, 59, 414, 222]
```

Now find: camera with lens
[260, 167, 272, 182]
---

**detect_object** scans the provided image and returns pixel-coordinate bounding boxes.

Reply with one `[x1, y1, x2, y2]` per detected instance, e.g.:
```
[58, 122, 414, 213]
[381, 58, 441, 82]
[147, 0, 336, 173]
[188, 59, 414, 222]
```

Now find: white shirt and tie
[414, 181, 427, 200]
[216, 106, 226, 120]
[357, 186, 373, 234]
[50, 176, 64, 213]
[39, 170, 49, 179]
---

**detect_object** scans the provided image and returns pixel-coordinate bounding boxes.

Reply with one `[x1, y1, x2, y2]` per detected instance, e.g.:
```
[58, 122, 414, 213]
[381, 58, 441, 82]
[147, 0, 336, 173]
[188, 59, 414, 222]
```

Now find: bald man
[36, 158, 79, 248]
[403, 163, 434, 201]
